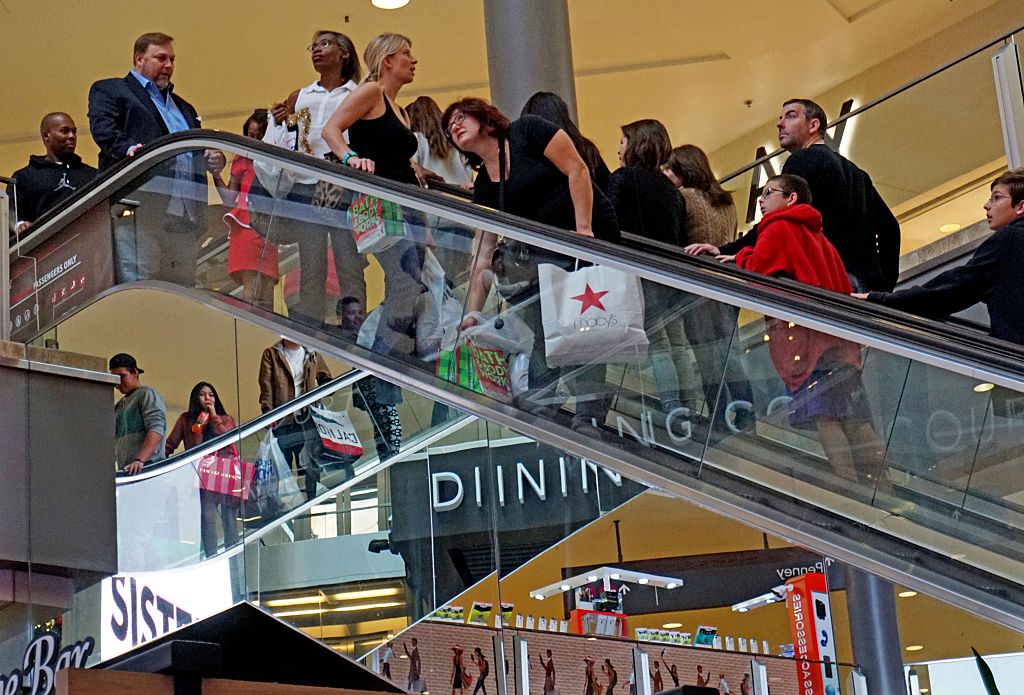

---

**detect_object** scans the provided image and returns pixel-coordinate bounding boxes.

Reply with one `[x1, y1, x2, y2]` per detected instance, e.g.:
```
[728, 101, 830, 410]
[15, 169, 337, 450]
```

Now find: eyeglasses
[760, 187, 787, 201]
[987, 193, 1011, 205]
[445, 112, 467, 139]
[307, 38, 339, 53]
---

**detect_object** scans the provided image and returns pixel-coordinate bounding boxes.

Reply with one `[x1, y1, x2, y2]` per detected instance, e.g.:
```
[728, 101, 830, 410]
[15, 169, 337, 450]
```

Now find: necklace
[269, 105, 313, 155]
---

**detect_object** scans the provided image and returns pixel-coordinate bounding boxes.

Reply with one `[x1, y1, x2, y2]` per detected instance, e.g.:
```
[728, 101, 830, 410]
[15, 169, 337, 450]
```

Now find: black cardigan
[867, 216, 1024, 346]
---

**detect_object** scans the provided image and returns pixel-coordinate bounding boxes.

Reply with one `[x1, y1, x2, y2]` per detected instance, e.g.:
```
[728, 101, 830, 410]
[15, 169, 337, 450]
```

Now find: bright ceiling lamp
[372, 0, 409, 8]
[530, 566, 683, 600]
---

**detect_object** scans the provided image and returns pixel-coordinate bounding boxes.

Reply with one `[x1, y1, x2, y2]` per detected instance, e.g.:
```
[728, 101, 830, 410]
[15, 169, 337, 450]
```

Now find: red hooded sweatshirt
[735, 204, 860, 390]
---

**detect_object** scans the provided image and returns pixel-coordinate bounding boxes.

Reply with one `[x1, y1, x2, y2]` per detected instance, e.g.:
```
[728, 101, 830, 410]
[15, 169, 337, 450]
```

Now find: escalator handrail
[117, 368, 368, 483]
[13, 130, 1024, 392]
[716, 21, 1024, 185]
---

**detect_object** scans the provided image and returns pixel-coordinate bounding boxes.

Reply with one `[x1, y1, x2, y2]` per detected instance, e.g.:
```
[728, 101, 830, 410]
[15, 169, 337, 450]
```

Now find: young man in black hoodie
[7, 112, 97, 236]
[855, 169, 1024, 346]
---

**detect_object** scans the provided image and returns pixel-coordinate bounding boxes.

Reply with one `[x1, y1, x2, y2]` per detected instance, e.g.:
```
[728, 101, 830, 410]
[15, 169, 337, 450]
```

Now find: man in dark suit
[88, 32, 225, 284]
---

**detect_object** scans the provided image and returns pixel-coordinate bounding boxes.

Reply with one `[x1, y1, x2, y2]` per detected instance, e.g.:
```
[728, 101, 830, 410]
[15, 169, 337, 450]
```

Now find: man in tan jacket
[258, 338, 332, 500]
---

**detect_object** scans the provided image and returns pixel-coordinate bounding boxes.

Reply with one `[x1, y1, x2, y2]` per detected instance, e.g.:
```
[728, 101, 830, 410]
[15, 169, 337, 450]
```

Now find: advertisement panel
[785, 571, 840, 695]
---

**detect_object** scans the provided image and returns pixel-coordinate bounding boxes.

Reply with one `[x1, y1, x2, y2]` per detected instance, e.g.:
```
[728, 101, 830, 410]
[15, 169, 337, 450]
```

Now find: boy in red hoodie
[721, 174, 884, 484]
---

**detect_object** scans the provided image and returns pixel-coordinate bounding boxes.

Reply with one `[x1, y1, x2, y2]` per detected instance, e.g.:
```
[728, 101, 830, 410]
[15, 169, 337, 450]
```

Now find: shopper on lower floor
[110, 352, 166, 476]
[258, 338, 333, 499]
[166, 381, 239, 558]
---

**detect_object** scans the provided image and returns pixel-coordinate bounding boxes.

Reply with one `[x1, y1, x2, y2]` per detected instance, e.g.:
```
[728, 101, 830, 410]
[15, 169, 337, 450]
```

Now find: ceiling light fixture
[372, 0, 409, 8]
[938, 223, 961, 234]
[529, 567, 683, 600]
[898, 591, 918, 598]
[662, 622, 683, 629]
[731, 585, 787, 612]
[974, 382, 995, 393]
[905, 645, 924, 652]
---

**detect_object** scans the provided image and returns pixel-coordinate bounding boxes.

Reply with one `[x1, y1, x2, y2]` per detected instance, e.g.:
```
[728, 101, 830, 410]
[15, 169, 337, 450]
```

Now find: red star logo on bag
[572, 284, 609, 314]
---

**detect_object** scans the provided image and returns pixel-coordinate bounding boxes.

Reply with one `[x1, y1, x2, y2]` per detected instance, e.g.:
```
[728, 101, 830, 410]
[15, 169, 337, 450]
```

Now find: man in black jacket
[685, 99, 901, 292]
[7, 113, 96, 237]
[856, 169, 1024, 346]
[88, 32, 224, 284]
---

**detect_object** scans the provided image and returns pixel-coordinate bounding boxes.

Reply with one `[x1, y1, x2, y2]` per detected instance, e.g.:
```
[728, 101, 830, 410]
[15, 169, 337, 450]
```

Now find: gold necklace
[268, 105, 313, 155]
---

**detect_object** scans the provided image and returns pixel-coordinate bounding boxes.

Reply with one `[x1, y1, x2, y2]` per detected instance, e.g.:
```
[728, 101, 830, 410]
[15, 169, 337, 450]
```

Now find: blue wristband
[341, 151, 358, 166]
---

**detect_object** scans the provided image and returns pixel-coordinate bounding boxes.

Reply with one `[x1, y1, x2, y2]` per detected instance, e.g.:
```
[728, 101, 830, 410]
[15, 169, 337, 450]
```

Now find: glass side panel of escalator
[13, 136, 1024, 620]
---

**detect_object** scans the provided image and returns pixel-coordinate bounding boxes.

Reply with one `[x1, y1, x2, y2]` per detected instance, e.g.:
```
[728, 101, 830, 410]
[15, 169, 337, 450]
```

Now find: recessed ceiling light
[559, 584, 571, 592]
[372, 0, 409, 8]
[533, 594, 545, 600]
[638, 578, 649, 585]
[666, 582, 678, 589]
[938, 223, 961, 234]
[974, 382, 995, 393]
[898, 591, 918, 598]
[662, 622, 683, 629]
[905, 645, 924, 651]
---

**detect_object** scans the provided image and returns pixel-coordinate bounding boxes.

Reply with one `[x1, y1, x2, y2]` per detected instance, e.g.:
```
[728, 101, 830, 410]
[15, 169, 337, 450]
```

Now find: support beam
[845, 567, 908, 695]
[483, 0, 578, 120]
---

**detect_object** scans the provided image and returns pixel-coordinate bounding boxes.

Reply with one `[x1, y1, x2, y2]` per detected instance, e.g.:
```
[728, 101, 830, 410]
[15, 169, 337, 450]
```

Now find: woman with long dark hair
[608, 119, 689, 414]
[521, 91, 610, 191]
[408, 95, 474, 279]
[409, 95, 473, 186]
[442, 96, 619, 435]
[166, 382, 239, 558]
[663, 144, 736, 248]
[667, 144, 754, 427]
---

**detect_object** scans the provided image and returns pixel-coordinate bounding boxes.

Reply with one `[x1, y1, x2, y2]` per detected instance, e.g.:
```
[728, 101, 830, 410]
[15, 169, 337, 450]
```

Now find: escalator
[13, 130, 1024, 637]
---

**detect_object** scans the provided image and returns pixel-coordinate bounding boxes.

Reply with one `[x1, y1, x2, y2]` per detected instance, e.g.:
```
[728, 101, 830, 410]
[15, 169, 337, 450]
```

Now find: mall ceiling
[0, 0, 1019, 179]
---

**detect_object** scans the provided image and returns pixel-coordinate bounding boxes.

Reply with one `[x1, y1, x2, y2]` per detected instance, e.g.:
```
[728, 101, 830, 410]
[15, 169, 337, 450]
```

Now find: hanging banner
[785, 571, 840, 695]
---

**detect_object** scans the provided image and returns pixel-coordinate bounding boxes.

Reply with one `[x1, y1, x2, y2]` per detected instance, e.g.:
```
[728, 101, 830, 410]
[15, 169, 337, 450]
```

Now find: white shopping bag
[310, 406, 364, 459]
[537, 263, 648, 368]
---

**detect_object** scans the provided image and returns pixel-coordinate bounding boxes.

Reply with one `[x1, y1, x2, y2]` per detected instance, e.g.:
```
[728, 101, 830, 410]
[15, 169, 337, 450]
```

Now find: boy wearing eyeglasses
[723, 173, 883, 483]
[856, 169, 1024, 347]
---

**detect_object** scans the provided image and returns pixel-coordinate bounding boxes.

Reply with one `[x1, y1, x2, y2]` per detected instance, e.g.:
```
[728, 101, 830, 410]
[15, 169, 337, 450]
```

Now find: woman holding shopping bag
[166, 382, 240, 559]
[441, 97, 619, 435]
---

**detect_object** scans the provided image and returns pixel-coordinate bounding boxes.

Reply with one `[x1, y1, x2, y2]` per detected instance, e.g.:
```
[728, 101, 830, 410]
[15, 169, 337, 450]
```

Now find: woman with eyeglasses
[255, 30, 368, 324]
[441, 97, 619, 435]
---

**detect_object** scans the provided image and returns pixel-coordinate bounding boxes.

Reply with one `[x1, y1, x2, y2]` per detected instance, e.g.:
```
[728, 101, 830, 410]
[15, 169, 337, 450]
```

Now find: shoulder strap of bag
[498, 135, 507, 212]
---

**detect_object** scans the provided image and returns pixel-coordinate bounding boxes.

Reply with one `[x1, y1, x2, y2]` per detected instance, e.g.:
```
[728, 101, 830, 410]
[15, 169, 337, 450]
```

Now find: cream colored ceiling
[0, 0, 1019, 186]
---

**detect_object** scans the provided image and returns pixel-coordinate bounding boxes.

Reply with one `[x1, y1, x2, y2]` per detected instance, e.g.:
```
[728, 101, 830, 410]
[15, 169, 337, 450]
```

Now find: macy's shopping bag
[196, 453, 255, 500]
[310, 405, 364, 460]
[348, 193, 405, 253]
[537, 263, 648, 368]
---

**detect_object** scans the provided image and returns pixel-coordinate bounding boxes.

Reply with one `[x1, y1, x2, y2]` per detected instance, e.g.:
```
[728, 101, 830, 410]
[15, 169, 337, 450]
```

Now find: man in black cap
[109, 352, 166, 475]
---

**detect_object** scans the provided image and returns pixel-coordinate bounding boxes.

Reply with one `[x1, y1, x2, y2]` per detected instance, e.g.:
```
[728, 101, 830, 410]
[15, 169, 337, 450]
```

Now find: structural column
[845, 567, 909, 695]
[483, 0, 578, 120]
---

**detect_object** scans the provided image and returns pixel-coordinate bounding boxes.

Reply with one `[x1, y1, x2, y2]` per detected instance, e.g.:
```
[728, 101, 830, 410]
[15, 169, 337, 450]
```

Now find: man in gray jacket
[110, 352, 166, 475]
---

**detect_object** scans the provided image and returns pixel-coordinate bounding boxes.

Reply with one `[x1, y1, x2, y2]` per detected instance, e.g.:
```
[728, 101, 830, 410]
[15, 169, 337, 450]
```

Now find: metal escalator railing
[118, 369, 368, 481]
[14, 131, 1024, 633]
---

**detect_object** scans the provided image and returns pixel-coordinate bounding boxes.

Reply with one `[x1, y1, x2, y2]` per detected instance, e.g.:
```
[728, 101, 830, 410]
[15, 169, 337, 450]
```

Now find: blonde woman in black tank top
[321, 34, 425, 375]
[322, 33, 418, 183]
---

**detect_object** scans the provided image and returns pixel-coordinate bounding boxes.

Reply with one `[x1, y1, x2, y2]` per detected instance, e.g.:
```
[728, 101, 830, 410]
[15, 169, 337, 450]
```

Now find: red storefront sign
[786, 571, 841, 695]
